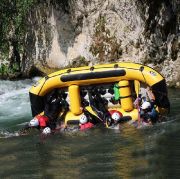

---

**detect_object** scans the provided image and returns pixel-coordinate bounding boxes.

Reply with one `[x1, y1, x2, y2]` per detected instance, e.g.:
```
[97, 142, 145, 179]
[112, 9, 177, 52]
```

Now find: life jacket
[140, 108, 159, 123]
[149, 108, 159, 123]
[80, 122, 94, 131]
[36, 115, 49, 127]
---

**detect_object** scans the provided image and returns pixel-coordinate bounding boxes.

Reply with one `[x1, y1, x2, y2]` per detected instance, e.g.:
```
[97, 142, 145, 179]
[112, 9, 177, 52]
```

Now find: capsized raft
[29, 62, 170, 126]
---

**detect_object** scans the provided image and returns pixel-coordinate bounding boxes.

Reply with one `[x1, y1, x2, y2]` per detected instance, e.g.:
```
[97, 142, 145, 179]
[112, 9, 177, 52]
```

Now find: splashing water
[0, 78, 41, 129]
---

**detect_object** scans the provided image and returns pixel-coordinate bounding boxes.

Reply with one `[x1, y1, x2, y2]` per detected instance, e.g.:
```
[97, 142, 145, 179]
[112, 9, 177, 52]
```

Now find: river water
[0, 79, 180, 179]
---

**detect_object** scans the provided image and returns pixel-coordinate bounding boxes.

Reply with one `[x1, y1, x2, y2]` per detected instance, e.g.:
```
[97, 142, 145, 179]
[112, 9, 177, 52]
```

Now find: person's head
[141, 101, 151, 111]
[79, 115, 88, 124]
[29, 117, 39, 127]
[109, 110, 122, 123]
[42, 127, 51, 135]
[111, 112, 121, 123]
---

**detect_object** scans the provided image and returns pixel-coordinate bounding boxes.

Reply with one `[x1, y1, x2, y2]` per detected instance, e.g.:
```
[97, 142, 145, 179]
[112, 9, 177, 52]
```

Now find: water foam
[0, 78, 41, 123]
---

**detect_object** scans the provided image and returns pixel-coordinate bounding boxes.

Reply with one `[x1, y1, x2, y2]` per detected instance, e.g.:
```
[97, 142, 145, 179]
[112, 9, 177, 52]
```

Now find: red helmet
[109, 110, 123, 121]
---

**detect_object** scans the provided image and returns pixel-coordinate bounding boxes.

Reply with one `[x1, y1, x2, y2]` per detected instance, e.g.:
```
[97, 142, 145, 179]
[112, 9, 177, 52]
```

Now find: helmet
[79, 115, 88, 124]
[141, 101, 151, 110]
[111, 112, 121, 121]
[42, 127, 51, 135]
[109, 110, 122, 122]
[29, 118, 39, 127]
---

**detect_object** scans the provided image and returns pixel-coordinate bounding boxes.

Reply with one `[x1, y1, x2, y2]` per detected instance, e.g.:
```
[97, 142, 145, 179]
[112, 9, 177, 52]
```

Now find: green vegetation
[0, 0, 73, 78]
[0, 0, 37, 78]
[90, 14, 122, 63]
[0, 62, 19, 73]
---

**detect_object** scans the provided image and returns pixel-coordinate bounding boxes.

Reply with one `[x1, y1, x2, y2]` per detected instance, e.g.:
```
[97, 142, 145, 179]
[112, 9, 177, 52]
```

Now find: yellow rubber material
[134, 80, 140, 98]
[68, 85, 82, 115]
[29, 62, 164, 125]
[30, 62, 163, 96]
[119, 80, 133, 112]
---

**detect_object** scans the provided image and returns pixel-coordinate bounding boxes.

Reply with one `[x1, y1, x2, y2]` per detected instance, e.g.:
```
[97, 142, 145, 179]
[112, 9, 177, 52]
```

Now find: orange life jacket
[36, 115, 49, 127]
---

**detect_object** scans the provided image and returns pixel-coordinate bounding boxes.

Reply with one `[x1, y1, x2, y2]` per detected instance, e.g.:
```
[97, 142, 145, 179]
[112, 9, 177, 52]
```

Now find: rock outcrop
[0, 0, 179, 87]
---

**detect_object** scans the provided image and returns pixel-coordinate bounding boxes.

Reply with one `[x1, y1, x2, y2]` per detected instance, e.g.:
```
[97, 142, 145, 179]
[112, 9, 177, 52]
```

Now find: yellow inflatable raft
[29, 62, 170, 125]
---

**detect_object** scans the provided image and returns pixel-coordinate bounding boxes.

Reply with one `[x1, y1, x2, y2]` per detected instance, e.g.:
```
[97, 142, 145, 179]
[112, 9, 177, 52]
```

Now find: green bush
[0, 0, 37, 75]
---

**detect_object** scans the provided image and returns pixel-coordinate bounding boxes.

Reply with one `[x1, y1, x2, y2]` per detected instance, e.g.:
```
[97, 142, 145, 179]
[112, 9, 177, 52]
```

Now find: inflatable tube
[30, 63, 164, 96]
[29, 62, 170, 125]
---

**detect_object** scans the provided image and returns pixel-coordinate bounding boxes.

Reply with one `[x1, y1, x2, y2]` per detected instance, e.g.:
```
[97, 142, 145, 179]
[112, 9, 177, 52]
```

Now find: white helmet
[111, 112, 121, 121]
[141, 101, 151, 110]
[42, 127, 51, 135]
[79, 115, 88, 124]
[29, 118, 39, 127]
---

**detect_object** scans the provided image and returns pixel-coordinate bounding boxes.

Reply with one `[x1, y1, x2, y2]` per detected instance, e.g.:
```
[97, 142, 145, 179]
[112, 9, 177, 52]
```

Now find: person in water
[87, 87, 113, 126]
[109, 110, 122, 125]
[133, 86, 159, 126]
[19, 115, 51, 135]
[79, 108, 131, 130]
[79, 107, 103, 131]
[140, 101, 159, 125]
[79, 115, 94, 131]
[44, 89, 66, 129]
[20, 89, 69, 135]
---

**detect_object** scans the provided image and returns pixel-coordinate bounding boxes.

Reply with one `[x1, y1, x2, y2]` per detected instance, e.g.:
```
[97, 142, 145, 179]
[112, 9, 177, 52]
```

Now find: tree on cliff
[0, 0, 36, 78]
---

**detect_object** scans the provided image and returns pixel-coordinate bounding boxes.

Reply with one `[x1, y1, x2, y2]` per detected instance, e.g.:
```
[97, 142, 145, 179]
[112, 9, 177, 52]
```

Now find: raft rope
[139, 66, 148, 85]
[37, 65, 141, 95]
[38, 76, 49, 96]
[37, 64, 166, 98]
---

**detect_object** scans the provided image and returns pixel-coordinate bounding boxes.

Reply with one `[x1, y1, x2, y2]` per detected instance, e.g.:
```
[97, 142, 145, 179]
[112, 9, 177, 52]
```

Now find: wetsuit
[44, 90, 68, 129]
[87, 89, 112, 125]
[140, 106, 159, 124]
[56, 100, 69, 124]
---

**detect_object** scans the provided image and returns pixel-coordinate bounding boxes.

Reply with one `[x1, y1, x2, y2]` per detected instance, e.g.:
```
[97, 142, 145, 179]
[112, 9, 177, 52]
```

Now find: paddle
[134, 80, 141, 127]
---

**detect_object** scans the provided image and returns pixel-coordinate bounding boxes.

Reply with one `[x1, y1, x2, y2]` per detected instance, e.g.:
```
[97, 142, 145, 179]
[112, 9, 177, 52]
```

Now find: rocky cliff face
[1, 0, 179, 87]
